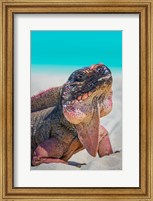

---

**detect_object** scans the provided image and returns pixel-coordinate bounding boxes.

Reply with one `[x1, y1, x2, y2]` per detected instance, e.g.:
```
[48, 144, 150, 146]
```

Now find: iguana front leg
[98, 125, 113, 157]
[32, 135, 84, 167]
[32, 137, 67, 166]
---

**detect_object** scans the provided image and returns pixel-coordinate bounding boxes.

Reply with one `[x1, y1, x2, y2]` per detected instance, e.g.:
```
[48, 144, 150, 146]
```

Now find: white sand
[31, 73, 122, 170]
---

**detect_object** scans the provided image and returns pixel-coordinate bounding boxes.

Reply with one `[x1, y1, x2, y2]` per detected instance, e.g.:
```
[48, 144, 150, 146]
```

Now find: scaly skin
[31, 63, 113, 166]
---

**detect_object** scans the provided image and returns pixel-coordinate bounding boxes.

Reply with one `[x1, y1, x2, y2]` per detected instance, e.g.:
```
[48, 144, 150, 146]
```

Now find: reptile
[31, 63, 113, 166]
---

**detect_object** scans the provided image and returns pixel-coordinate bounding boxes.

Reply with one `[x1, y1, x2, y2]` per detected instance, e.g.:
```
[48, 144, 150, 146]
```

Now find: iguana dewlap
[31, 63, 113, 166]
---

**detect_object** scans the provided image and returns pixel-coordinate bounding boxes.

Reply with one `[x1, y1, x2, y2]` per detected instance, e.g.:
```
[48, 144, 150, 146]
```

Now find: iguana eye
[74, 74, 85, 82]
[97, 68, 102, 73]
[78, 74, 84, 79]
[68, 70, 86, 83]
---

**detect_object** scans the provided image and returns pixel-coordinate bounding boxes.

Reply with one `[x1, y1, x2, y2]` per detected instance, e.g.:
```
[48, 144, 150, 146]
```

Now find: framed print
[0, 0, 153, 200]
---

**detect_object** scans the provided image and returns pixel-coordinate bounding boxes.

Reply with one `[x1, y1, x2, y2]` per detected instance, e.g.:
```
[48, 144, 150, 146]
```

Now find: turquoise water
[31, 31, 122, 74]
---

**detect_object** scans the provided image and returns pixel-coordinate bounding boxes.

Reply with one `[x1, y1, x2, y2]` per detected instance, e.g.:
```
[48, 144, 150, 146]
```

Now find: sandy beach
[31, 73, 122, 170]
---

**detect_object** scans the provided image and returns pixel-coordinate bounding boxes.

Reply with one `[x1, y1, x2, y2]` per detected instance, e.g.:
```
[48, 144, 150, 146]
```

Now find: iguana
[31, 63, 113, 166]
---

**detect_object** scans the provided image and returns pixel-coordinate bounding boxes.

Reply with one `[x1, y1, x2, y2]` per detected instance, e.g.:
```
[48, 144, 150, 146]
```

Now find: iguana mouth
[62, 63, 112, 107]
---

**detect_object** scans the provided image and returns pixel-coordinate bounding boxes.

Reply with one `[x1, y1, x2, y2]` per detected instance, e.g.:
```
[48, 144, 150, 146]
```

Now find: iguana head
[62, 63, 113, 157]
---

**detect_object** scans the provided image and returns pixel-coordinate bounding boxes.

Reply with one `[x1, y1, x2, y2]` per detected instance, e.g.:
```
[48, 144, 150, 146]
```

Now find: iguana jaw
[62, 63, 113, 124]
[62, 64, 112, 101]
[63, 85, 112, 124]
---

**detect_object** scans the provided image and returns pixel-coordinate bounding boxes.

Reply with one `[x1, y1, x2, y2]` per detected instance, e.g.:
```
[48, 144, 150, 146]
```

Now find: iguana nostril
[104, 69, 109, 75]
[102, 66, 111, 75]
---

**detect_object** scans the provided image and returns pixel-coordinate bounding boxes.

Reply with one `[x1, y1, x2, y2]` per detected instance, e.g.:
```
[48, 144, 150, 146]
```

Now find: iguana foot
[32, 157, 68, 166]
[68, 161, 86, 168]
